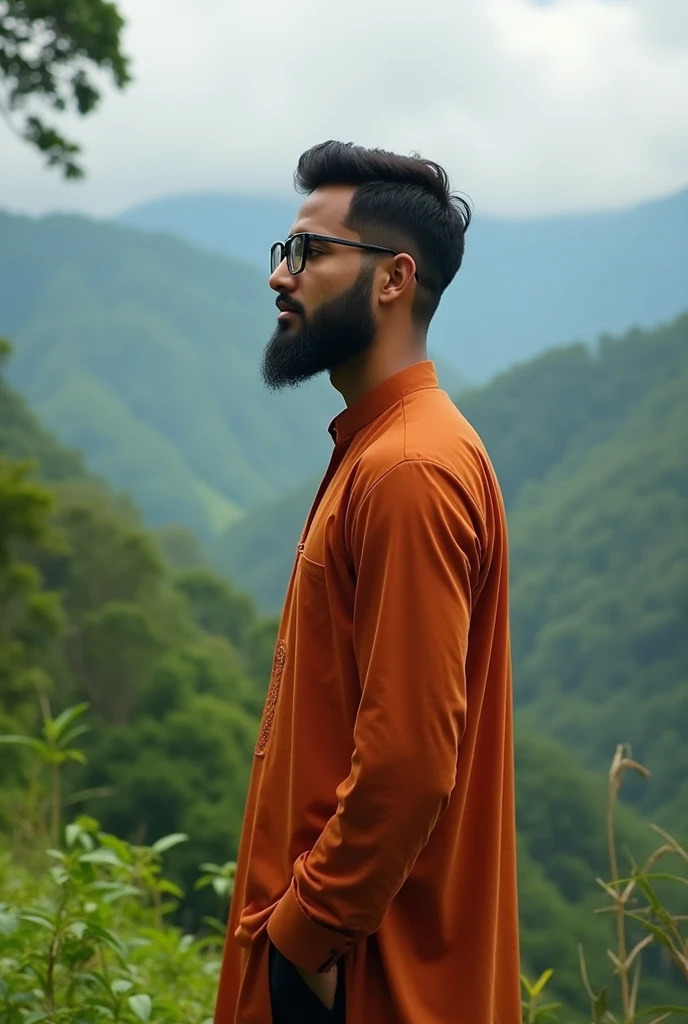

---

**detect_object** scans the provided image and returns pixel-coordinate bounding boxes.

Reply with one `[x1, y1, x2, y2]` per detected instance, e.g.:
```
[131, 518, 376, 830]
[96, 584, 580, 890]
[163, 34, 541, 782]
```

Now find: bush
[0, 815, 234, 1024]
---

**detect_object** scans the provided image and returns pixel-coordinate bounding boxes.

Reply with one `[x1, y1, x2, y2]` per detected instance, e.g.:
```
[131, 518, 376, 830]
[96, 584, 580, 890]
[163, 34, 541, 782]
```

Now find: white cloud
[0, 0, 686, 218]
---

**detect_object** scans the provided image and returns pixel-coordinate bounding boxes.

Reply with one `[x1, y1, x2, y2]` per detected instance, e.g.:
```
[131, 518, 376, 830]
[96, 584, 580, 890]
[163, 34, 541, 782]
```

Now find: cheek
[296, 279, 328, 316]
[305, 261, 355, 307]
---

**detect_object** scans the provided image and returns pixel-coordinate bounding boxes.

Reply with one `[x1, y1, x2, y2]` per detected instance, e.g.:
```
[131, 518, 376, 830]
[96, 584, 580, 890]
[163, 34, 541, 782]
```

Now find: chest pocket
[299, 549, 326, 582]
[300, 492, 338, 571]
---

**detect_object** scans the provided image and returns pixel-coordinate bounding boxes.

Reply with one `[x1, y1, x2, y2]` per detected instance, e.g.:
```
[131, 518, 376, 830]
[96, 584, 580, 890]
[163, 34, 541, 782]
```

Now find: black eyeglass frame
[270, 232, 419, 280]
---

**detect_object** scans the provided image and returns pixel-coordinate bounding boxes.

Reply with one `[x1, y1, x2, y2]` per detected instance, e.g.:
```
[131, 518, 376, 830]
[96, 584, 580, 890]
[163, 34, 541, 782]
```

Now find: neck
[330, 326, 427, 408]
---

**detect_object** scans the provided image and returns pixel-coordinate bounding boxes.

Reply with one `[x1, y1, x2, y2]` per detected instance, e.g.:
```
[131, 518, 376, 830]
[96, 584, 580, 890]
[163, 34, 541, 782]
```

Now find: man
[214, 141, 520, 1024]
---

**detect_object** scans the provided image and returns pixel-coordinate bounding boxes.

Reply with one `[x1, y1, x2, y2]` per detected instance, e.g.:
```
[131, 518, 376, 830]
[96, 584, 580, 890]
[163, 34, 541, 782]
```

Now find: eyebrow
[289, 230, 331, 241]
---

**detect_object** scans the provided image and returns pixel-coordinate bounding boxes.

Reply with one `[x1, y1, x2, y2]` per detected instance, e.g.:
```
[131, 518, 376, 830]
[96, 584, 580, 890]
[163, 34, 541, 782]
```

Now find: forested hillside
[0, 337, 270, 891]
[213, 314, 688, 836]
[0, 210, 338, 538]
[510, 356, 688, 831]
[2, 340, 685, 1014]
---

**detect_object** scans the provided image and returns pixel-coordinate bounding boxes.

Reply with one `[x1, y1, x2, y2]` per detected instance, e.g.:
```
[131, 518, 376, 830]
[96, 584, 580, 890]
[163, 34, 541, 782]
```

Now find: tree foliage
[0, 0, 131, 177]
[0, 351, 265, 911]
[0, 451, 62, 735]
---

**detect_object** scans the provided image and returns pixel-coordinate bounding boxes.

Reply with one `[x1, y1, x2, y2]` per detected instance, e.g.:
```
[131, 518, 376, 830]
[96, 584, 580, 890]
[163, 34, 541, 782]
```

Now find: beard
[260, 267, 376, 391]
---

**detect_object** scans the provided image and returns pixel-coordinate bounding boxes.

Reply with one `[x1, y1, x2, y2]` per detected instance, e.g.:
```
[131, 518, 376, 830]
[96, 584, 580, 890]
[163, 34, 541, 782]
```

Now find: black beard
[260, 268, 376, 390]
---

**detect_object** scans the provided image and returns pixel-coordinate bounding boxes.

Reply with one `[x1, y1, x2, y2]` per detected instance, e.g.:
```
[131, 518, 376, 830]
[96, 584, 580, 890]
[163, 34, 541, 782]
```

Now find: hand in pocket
[294, 963, 338, 1011]
[268, 941, 341, 1022]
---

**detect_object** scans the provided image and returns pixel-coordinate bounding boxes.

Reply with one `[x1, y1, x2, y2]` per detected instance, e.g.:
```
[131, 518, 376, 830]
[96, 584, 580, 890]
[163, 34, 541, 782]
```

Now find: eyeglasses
[270, 232, 418, 279]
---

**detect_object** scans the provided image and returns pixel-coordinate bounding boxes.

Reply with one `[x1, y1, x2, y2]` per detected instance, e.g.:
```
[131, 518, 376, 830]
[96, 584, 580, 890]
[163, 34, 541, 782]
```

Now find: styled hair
[295, 140, 471, 323]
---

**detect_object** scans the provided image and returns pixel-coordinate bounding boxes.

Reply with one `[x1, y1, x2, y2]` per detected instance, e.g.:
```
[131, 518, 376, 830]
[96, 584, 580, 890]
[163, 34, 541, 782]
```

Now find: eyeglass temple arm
[309, 236, 419, 281]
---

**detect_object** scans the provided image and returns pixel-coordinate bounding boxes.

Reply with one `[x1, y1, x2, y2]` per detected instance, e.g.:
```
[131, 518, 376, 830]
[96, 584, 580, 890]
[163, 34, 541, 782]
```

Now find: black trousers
[268, 941, 346, 1023]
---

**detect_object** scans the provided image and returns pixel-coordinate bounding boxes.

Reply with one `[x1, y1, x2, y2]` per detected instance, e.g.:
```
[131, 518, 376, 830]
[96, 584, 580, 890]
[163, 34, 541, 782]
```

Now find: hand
[295, 964, 338, 1011]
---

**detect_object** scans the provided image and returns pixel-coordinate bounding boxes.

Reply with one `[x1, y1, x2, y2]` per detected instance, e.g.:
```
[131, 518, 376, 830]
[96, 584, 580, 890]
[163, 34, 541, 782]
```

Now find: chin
[276, 321, 300, 339]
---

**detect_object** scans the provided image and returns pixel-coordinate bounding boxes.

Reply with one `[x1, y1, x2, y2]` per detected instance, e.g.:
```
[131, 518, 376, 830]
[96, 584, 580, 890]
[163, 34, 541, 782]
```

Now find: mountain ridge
[118, 186, 688, 381]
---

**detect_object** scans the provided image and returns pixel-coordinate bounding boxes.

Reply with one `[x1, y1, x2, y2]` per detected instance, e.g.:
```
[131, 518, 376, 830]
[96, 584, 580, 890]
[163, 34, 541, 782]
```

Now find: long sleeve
[267, 458, 487, 972]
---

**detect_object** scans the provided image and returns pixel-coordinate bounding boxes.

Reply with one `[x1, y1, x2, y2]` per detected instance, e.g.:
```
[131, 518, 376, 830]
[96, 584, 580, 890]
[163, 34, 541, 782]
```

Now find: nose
[269, 258, 296, 294]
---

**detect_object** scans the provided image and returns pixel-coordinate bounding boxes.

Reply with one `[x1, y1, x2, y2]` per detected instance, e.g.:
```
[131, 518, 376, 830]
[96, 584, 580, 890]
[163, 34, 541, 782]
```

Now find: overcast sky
[1, 0, 687, 220]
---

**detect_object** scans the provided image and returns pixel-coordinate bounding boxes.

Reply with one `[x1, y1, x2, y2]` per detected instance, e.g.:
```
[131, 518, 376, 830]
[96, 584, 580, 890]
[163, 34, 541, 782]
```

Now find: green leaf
[616, 871, 688, 888]
[77, 815, 101, 832]
[69, 920, 87, 939]
[46, 848, 67, 861]
[634, 873, 664, 914]
[625, 912, 678, 951]
[0, 735, 45, 754]
[528, 962, 556, 995]
[18, 913, 53, 930]
[128, 994, 152, 1021]
[66, 822, 82, 848]
[151, 832, 188, 854]
[637, 872, 688, 887]
[90, 881, 138, 893]
[50, 702, 90, 741]
[85, 923, 125, 957]
[59, 724, 90, 748]
[638, 1009, 688, 1019]
[0, 910, 18, 936]
[157, 879, 185, 898]
[111, 978, 134, 995]
[99, 835, 132, 863]
[100, 885, 141, 904]
[532, 967, 554, 996]
[23, 1013, 50, 1024]
[79, 969, 112, 996]
[66, 748, 88, 764]
[80, 848, 124, 867]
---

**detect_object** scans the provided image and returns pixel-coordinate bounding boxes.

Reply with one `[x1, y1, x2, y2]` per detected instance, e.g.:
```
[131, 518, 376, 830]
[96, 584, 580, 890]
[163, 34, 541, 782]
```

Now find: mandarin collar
[328, 360, 439, 443]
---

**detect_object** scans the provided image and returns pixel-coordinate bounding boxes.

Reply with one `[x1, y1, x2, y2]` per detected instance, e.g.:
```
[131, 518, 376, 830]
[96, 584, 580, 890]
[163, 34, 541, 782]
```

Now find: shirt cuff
[266, 883, 356, 973]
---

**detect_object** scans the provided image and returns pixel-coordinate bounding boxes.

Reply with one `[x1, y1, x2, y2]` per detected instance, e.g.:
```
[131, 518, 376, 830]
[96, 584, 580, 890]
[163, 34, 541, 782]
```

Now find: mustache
[275, 294, 305, 315]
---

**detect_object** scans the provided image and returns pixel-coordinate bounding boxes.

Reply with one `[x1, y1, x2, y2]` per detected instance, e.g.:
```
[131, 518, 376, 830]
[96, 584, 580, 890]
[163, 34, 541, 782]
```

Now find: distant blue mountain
[119, 193, 298, 278]
[117, 187, 688, 381]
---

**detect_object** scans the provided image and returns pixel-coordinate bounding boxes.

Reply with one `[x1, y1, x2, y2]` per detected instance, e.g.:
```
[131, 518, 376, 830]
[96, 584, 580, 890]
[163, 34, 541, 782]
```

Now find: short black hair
[295, 140, 471, 324]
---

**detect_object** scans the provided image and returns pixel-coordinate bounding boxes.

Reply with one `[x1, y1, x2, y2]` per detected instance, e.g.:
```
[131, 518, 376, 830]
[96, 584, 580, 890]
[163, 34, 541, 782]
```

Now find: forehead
[290, 185, 359, 238]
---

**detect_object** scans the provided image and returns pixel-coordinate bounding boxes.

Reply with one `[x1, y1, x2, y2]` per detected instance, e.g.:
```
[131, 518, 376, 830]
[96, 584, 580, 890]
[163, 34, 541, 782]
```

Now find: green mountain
[213, 314, 688, 833]
[0, 210, 339, 539]
[1, 350, 685, 1015]
[0, 209, 464, 539]
[118, 187, 688, 381]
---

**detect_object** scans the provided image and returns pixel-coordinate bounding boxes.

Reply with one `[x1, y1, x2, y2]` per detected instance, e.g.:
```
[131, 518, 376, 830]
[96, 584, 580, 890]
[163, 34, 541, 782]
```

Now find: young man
[214, 141, 520, 1023]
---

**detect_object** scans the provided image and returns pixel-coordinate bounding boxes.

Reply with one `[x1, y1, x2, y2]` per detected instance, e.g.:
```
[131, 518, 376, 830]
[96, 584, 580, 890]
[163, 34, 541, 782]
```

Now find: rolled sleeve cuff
[266, 883, 356, 973]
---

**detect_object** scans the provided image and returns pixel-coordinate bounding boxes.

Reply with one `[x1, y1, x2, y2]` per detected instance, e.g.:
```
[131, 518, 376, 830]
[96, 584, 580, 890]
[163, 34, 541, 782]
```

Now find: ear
[377, 253, 417, 307]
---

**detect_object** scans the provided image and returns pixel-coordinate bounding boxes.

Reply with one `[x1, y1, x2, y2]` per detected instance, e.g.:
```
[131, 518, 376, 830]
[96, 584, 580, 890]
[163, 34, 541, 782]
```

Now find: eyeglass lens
[270, 243, 284, 274]
[270, 235, 308, 275]
[288, 235, 305, 274]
